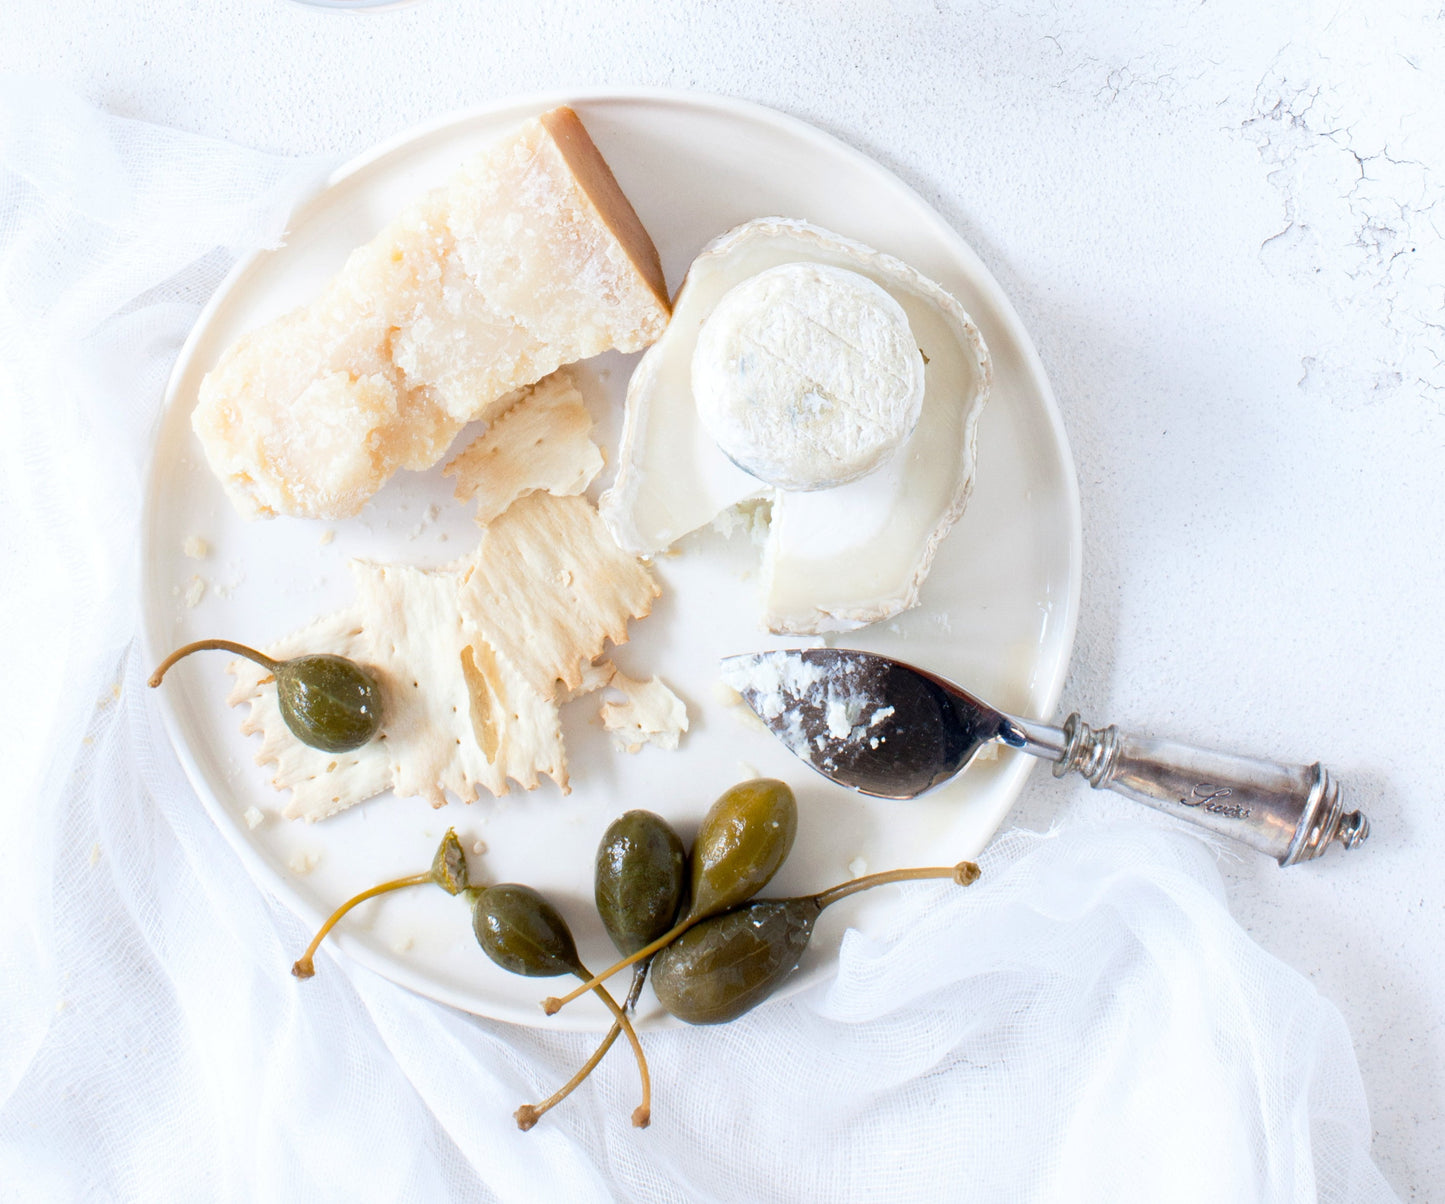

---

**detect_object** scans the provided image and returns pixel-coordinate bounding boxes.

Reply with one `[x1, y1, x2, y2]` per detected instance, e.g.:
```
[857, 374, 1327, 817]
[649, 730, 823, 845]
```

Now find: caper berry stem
[811, 860, 980, 910]
[520, 961, 650, 1128]
[292, 872, 433, 979]
[515, 1023, 624, 1131]
[624, 962, 649, 1011]
[149, 638, 280, 688]
[577, 970, 651, 1128]
[547, 862, 983, 1016]
[544, 918, 697, 1015]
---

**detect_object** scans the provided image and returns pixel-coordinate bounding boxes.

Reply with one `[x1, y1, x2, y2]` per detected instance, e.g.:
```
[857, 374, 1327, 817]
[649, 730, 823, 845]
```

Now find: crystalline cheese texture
[226, 493, 661, 820]
[193, 106, 669, 519]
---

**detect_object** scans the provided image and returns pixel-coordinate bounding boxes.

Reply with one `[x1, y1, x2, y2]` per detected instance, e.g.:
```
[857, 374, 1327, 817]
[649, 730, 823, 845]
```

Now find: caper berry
[685, 778, 797, 921]
[543, 779, 797, 1016]
[650, 861, 980, 1025]
[651, 897, 818, 1025]
[274, 653, 383, 752]
[515, 813, 687, 1131]
[470, 884, 652, 1128]
[149, 638, 384, 753]
[471, 883, 582, 978]
[291, 829, 467, 979]
[595, 810, 688, 958]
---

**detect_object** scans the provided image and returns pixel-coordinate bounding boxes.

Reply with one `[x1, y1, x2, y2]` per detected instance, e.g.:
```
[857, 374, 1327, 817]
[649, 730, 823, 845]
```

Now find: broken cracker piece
[445, 369, 604, 525]
[559, 657, 618, 704]
[228, 493, 658, 820]
[458, 493, 659, 700]
[600, 671, 689, 754]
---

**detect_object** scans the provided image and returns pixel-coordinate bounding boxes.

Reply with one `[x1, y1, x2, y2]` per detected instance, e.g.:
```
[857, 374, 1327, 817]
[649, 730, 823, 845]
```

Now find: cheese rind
[194, 106, 669, 520]
[692, 262, 924, 491]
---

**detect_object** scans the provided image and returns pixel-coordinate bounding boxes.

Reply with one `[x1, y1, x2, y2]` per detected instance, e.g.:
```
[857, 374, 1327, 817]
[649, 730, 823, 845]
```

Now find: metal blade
[720, 648, 1010, 799]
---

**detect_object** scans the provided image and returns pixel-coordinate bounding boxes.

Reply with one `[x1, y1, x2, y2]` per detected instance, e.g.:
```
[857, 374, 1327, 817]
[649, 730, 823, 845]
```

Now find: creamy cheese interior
[691, 262, 924, 491]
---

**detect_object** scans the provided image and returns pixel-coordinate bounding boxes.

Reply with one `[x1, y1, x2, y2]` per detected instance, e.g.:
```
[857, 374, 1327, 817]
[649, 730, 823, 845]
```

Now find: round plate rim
[140, 87, 1083, 1028]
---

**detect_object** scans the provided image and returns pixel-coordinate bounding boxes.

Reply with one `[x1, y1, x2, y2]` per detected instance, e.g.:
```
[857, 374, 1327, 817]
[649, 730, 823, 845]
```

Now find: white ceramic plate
[142, 90, 1081, 1031]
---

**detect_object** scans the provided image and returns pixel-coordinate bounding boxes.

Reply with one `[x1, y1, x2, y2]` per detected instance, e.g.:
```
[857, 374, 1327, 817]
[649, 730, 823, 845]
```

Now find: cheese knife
[719, 648, 1369, 867]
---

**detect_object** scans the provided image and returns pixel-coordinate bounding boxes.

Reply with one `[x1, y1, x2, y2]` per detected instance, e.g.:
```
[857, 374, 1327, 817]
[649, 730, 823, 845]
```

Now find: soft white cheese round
[690, 262, 925, 491]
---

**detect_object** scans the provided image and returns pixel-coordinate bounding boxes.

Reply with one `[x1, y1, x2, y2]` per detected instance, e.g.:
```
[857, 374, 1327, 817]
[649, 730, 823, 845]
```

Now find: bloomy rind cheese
[194, 106, 670, 521]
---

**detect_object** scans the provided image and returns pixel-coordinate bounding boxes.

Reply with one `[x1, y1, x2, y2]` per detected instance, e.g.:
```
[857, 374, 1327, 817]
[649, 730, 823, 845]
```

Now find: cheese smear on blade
[194, 106, 669, 520]
[692, 262, 924, 491]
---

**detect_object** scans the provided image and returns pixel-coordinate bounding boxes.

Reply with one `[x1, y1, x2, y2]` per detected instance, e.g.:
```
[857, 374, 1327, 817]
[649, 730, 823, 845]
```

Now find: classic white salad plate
[141, 89, 1082, 1030]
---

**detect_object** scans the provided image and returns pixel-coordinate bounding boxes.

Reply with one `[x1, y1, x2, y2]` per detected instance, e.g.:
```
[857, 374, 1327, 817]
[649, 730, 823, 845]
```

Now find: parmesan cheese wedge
[194, 106, 670, 520]
[227, 493, 660, 819]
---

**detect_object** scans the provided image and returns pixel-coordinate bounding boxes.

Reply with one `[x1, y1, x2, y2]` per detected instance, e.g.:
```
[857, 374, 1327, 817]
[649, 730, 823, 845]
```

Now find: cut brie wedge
[600, 219, 991, 634]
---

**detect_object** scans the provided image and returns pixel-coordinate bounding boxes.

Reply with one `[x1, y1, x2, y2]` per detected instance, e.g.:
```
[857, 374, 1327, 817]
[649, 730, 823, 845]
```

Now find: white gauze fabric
[0, 80, 1398, 1204]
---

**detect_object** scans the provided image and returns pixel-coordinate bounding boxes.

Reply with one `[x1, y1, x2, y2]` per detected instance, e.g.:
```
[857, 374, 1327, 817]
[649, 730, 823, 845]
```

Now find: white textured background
[6, 0, 1442, 1197]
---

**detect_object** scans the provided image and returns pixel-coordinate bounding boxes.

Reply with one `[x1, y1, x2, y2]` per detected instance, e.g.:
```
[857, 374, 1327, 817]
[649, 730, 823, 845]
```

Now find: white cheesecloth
[0, 79, 1398, 1204]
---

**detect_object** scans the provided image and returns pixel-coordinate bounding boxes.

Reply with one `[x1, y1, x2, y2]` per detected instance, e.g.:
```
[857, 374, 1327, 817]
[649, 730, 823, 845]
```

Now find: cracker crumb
[737, 762, 759, 780]
[847, 856, 868, 878]
[600, 672, 689, 754]
[182, 575, 206, 608]
[729, 701, 767, 733]
[243, 806, 265, 830]
[288, 851, 318, 875]
[471, 839, 488, 856]
[88, 843, 102, 867]
[319, 529, 336, 547]
[393, 936, 414, 954]
[182, 536, 209, 559]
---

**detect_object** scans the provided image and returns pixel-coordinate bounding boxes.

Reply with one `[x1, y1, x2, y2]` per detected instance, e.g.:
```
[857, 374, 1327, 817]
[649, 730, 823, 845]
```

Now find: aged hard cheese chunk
[227, 492, 660, 819]
[444, 369, 604, 525]
[194, 106, 669, 520]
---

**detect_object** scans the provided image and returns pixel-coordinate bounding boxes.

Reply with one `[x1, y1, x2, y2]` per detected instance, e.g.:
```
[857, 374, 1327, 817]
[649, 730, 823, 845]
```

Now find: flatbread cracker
[445, 370, 604, 525]
[227, 492, 659, 819]
[457, 493, 660, 699]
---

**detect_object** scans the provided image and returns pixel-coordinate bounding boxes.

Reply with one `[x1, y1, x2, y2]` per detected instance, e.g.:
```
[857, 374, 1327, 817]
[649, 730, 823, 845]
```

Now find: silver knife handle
[1049, 713, 1369, 866]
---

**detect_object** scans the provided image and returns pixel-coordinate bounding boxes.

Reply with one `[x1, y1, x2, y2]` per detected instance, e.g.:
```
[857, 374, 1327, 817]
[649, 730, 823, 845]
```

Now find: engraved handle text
[1179, 783, 1252, 819]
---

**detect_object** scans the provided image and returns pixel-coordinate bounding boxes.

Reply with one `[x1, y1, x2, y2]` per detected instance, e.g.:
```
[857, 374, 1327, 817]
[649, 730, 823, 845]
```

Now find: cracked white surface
[5, 0, 1441, 1196]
